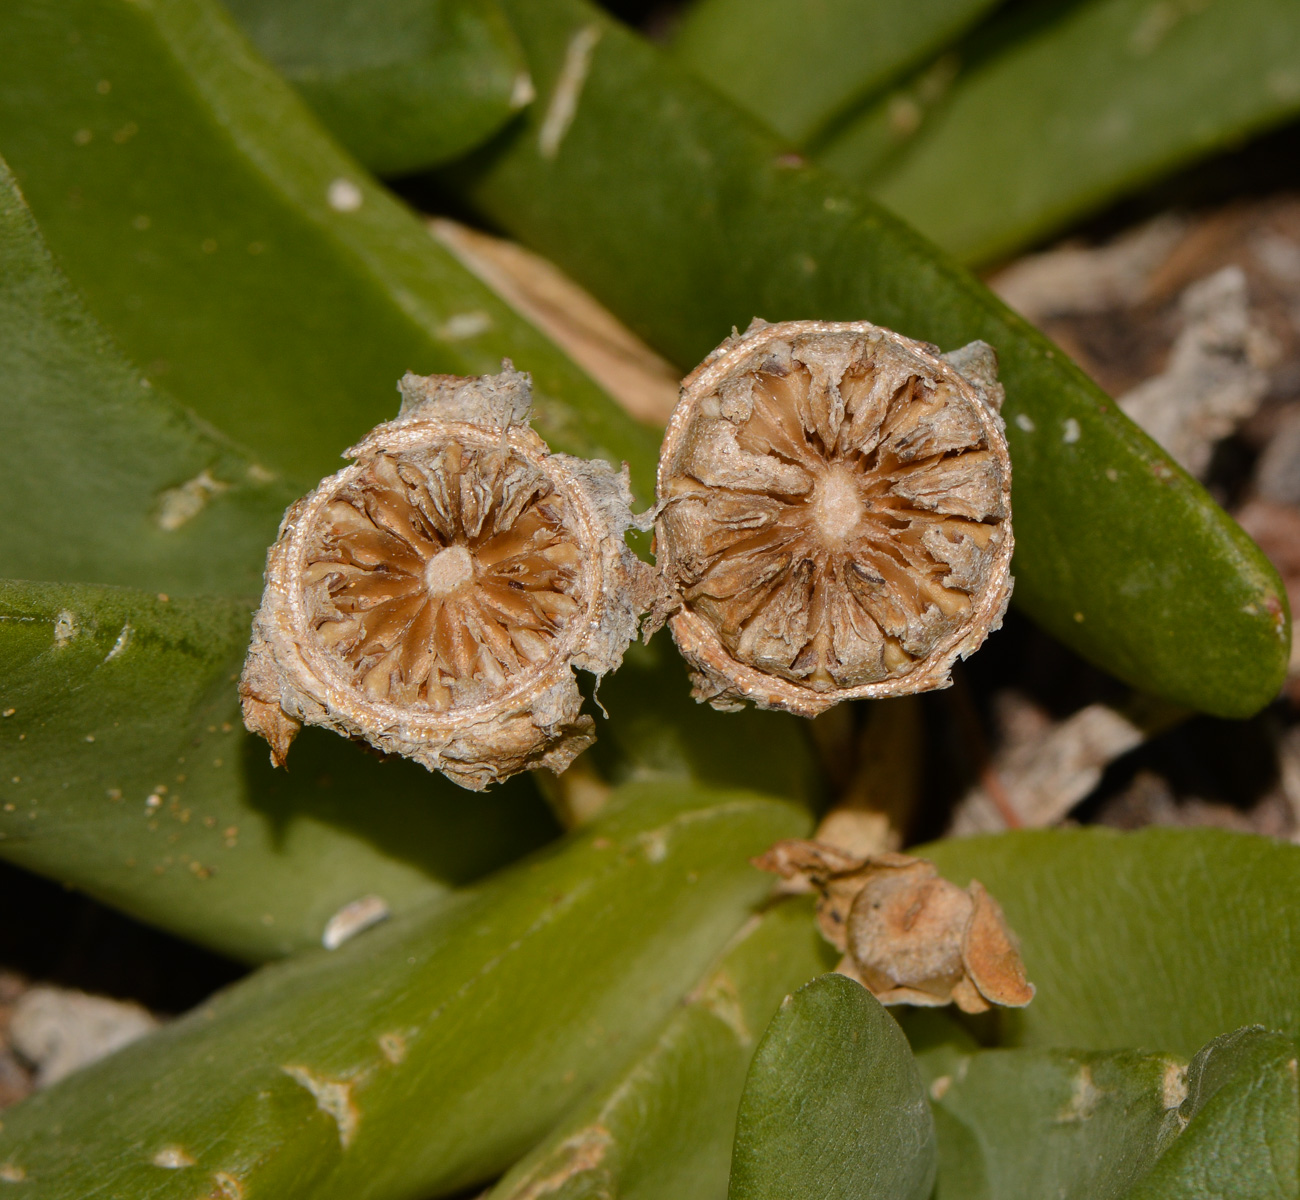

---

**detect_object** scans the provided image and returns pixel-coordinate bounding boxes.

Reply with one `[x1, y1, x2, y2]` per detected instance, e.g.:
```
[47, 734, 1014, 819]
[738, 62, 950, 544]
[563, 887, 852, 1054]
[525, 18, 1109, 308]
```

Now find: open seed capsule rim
[264, 416, 606, 738]
[655, 318, 1015, 716]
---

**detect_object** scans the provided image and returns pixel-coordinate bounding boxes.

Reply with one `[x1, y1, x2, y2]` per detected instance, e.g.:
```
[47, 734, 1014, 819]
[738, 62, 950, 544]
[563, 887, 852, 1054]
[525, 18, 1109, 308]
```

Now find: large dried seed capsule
[655, 320, 1013, 716]
[240, 367, 659, 789]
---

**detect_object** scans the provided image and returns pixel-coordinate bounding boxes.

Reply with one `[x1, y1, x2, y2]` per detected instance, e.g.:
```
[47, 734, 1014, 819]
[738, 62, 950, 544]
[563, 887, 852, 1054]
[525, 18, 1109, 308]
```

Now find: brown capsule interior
[301, 441, 583, 711]
[660, 334, 1007, 692]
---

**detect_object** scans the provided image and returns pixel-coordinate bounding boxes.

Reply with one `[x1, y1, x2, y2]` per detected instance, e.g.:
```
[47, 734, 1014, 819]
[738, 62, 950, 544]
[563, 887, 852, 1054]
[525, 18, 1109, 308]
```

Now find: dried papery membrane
[240, 366, 659, 790]
[754, 839, 1034, 1013]
[655, 320, 1013, 716]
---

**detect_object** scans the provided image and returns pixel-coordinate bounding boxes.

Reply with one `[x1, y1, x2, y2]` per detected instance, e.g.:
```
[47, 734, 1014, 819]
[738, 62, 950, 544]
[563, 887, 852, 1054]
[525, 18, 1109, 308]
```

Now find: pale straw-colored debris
[755, 840, 1034, 1013]
[10, 985, 158, 1088]
[429, 218, 681, 426]
[655, 320, 1013, 717]
[950, 692, 1145, 834]
[321, 895, 390, 950]
[991, 214, 1189, 321]
[1119, 266, 1279, 477]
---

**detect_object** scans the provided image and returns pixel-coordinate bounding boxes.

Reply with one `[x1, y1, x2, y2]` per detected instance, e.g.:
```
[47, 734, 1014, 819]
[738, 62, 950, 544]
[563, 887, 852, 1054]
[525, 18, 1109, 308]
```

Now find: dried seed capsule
[655, 320, 1013, 716]
[240, 366, 659, 790]
[754, 839, 1035, 1014]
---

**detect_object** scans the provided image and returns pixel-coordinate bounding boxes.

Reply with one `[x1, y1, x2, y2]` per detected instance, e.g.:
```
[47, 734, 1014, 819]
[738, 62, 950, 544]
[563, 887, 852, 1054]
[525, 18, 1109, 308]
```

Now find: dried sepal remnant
[240, 366, 659, 790]
[754, 839, 1034, 1013]
[655, 320, 1013, 716]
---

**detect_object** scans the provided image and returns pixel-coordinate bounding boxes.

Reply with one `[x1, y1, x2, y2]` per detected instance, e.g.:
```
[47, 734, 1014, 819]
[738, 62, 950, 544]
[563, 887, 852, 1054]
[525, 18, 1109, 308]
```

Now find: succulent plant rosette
[0, 0, 1296, 1198]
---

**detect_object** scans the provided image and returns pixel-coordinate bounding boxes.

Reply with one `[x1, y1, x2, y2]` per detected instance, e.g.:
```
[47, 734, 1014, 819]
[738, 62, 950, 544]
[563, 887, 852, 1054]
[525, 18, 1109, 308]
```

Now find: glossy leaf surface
[918, 1028, 1299, 1198]
[224, 0, 530, 176]
[586, 637, 820, 808]
[0, 782, 808, 1199]
[491, 897, 833, 1200]
[729, 972, 936, 1200]
[671, 0, 998, 146]
[0, 156, 293, 597]
[1126, 1027, 1300, 1200]
[849, 0, 1300, 264]
[0, 0, 660, 498]
[920, 828, 1300, 1057]
[452, 0, 1289, 717]
[918, 1044, 1187, 1199]
[0, 579, 558, 962]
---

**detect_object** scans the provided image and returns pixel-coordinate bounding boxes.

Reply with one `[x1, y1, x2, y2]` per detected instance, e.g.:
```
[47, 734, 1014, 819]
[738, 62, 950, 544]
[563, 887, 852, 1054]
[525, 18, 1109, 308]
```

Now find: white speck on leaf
[1161, 1059, 1188, 1109]
[1015, 413, 1036, 432]
[282, 1064, 360, 1147]
[151, 1145, 194, 1169]
[1062, 418, 1081, 443]
[539, 25, 601, 158]
[156, 469, 228, 531]
[105, 624, 133, 661]
[438, 311, 493, 341]
[327, 178, 364, 212]
[53, 611, 77, 648]
[322, 895, 390, 950]
[378, 1032, 407, 1064]
[1056, 1064, 1103, 1122]
[511, 72, 536, 109]
[638, 829, 668, 863]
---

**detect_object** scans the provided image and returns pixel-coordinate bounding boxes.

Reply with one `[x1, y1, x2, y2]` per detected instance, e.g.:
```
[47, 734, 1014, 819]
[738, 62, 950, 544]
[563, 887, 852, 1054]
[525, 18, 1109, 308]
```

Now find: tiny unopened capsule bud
[240, 366, 660, 790]
[655, 320, 1013, 716]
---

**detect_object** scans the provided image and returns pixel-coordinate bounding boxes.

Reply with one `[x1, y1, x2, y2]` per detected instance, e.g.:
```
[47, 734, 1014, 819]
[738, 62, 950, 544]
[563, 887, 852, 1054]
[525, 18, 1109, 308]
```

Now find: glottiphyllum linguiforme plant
[0, 0, 1296, 1197]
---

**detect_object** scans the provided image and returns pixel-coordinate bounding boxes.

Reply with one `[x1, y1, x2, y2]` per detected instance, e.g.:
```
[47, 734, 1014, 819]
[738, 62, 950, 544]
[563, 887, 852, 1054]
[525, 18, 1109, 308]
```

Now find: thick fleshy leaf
[0, 0, 660, 499]
[917, 1044, 1187, 1199]
[728, 972, 936, 1200]
[586, 637, 820, 808]
[1126, 1027, 1300, 1200]
[917, 1028, 1299, 1199]
[0, 156, 294, 597]
[223, 0, 531, 176]
[670, 0, 998, 146]
[833, 0, 1300, 264]
[919, 828, 1300, 1057]
[490, 896, 833, 1200]
[0, 782, 808, 1199]
[0, 579, 559, 962]
[449, 0, 1290, 717]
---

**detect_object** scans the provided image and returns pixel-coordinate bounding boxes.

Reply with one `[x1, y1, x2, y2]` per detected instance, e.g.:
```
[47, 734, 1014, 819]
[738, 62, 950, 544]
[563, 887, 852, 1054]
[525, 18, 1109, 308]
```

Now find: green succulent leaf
[449, 0, 1290, 718]
[670, 0, 998, 147]
[223, 0, 531, 176]
[917, 1027, 1299, 1199]
[728, 972, 936, 1200]
[0, 782, 808, 1200]
[831, 0, 1300, 264]
[490, 896, 835, 1200]
[918, 828, 1300, 1057]
[0, 578, 559, 962]
[0, 0, 660, 499]
[918, 1044, 1188, 1199]
[1125, 1026, 1300, 1200]
[585, 638, 820, 809]
[0, 155, 295, 597]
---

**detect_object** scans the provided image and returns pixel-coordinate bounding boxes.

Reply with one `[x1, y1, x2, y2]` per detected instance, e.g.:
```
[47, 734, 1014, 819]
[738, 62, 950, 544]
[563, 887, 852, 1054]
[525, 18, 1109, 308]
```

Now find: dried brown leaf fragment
[754, 838, 1034, 1013]
[655, 320, 1013, 716]
[240, 366, 660, 790]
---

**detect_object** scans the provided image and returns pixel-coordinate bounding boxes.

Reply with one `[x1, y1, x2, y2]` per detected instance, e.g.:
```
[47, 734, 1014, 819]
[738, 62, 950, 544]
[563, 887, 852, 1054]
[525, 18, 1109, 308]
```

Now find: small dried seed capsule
[754, 839, 1035, 1014]
[655, 320, 1013, 716]
[240, 366, 659, 790]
